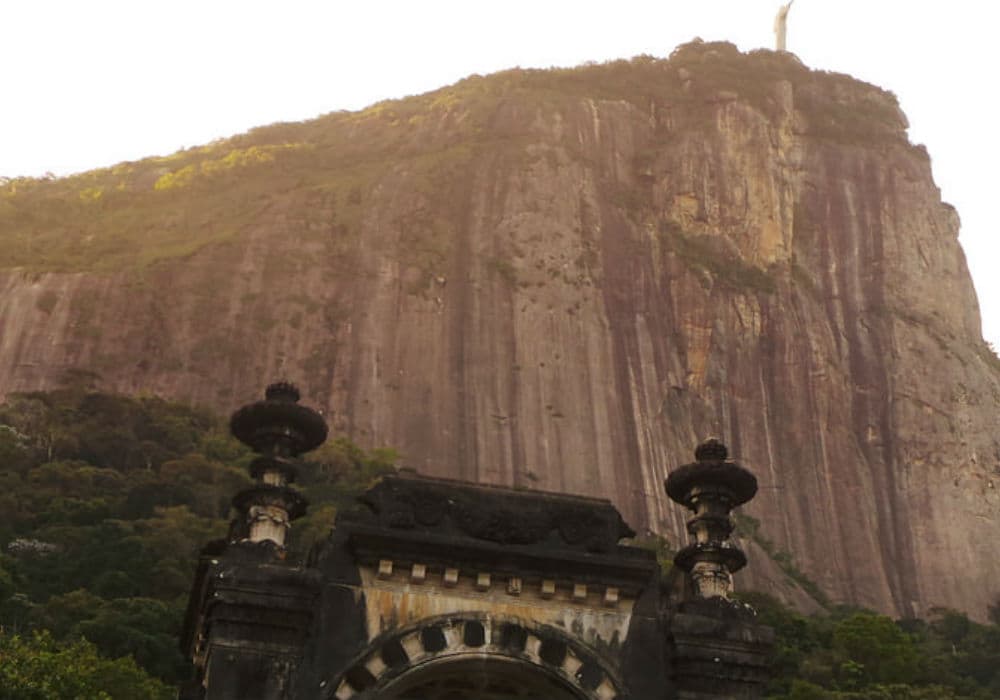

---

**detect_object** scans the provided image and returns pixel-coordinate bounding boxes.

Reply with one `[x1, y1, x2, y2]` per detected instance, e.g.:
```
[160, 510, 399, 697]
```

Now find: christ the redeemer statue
[774, 0, 794, 52]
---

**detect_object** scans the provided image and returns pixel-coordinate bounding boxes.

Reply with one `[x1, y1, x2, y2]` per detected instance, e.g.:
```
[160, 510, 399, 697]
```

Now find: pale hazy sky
[3, 1, 998, 346]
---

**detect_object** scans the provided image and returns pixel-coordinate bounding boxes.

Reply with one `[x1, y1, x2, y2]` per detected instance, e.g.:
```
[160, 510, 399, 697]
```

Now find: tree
[0, 630, 173, 699]
[832, 613, 921, 687]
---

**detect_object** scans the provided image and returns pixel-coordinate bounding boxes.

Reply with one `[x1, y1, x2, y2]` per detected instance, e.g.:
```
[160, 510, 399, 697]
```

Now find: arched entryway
[327, 614, 622, 700]
[382, 655, 587, 699]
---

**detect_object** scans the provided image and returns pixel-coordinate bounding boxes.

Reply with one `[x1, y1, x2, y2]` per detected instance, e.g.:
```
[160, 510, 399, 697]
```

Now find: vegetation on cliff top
[0, 41, 906, 274]
[1, 388, 998, 696]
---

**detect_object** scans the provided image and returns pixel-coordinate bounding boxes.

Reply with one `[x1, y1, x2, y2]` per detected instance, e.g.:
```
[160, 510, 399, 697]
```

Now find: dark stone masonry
[181, 384, 772, 699]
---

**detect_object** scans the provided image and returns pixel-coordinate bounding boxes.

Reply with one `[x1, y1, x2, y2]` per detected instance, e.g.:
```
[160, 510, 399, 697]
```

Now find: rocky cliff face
[2, 42, 998, 619]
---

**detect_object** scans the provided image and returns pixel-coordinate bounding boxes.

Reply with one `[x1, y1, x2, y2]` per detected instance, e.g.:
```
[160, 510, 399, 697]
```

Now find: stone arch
[325, 613, 624, 700]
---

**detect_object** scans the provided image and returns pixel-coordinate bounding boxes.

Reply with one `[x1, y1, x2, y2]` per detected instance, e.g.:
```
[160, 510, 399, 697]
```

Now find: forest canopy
[0, 387, 395, 693]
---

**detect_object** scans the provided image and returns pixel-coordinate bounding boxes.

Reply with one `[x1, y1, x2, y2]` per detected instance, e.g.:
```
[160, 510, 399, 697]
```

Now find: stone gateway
[181, 385, 773, 699]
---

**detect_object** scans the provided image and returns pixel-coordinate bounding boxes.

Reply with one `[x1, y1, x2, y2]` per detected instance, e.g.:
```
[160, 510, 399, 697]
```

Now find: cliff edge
[2, 41, 997, 619]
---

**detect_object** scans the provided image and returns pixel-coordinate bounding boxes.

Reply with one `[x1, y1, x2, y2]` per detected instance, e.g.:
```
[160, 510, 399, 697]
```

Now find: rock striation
[2, 42, 998, 619]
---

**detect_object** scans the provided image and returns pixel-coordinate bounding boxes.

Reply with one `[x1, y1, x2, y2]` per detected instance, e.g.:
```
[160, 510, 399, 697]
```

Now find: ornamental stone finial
[228, 382, 328, 549]
[665, 438, 757, 599]
[694, 436, 728, 462]
[264, 381, 301, 403]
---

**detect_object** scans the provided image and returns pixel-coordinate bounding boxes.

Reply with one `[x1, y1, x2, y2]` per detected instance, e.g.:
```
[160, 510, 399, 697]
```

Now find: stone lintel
[338, 522, 657, 594]
[354, 473, 636, 553]
[361, 559, 634, 608]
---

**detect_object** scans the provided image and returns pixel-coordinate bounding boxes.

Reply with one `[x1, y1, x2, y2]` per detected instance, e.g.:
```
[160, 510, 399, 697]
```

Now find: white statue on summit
[774, 0, 794, 52]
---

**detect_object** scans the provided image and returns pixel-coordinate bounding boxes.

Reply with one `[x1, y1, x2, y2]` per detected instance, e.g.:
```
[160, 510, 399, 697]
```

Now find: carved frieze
[351, 474, 635, 553]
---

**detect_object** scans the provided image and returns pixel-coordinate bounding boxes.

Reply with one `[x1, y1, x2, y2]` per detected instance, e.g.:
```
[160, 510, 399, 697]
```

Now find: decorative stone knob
[230, 382, 328, 456]
[665, 438, 758, 600]
[265, 381, 301, 403]
[694, 437, 728, 462]
[228, 382, 327, 549]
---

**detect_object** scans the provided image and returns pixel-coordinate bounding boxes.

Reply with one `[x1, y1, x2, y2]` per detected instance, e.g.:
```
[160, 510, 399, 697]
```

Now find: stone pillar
[666, 438, 755, 599]
[229, 382, 327, 549]
[181, 557, 322, 700]
[664, 439, 773, 698]
[668, 598, 774, 700]
[181, 382, 328, 700]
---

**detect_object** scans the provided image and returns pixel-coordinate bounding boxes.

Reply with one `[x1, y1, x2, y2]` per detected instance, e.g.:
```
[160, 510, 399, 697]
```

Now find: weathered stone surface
[2, 42, 998, 619]
[289, 473, 759, 699]
[354, 473, 635, 553]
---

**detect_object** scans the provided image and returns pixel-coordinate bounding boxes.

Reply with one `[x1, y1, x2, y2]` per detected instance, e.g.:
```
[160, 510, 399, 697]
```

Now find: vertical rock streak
[1, 50, 997, 619]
